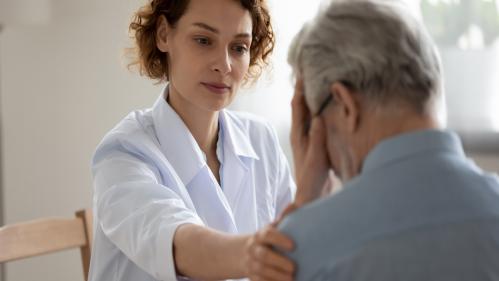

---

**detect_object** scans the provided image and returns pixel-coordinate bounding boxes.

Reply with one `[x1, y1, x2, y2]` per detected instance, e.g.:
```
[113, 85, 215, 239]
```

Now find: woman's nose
[212, 49, 232, 75]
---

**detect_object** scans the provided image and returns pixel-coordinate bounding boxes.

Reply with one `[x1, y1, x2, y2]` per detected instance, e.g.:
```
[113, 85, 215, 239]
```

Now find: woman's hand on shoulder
[242, 224, 295, 281]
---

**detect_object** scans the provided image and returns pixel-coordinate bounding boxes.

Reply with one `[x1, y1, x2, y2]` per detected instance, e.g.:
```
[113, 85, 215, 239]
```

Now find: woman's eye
[195, 37, 211, 46]
[232, 45, 249, 54]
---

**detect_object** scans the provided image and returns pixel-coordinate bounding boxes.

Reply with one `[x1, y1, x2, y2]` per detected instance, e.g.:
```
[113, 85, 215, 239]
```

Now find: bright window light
[231, 0, 499, 154]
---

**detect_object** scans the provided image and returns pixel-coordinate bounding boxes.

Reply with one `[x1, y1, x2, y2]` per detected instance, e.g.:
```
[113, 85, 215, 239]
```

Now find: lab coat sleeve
[269, 126, 296, 217]
[92, 147, 204, 281]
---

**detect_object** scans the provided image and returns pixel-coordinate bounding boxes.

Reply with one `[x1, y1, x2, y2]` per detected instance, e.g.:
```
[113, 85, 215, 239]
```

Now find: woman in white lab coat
[89, 0, 296, 280]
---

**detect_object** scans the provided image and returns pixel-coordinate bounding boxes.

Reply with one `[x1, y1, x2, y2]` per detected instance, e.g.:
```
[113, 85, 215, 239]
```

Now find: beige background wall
[470, 154, 499, 174]
[0, 1, 498, 281]
[1, 0, 159, 280]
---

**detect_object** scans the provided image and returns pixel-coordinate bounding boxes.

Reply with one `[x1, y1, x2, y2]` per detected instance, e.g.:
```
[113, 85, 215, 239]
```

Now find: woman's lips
[201, 82, 231, 95]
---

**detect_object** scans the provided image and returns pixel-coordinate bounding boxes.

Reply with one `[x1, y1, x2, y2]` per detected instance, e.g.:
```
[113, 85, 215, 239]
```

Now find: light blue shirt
[279, 129, 499, 281]
[89, 87, 295, 281]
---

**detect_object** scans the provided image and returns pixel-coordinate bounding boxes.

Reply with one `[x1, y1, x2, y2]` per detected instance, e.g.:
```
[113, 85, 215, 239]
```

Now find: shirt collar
[152, 86, 206, 186]
[219, 111, 260, 161]
[152, 86, 259, 186]
[362, 129, 465, 174]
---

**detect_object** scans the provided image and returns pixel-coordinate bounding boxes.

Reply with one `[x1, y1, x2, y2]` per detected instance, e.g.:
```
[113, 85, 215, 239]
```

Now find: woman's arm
[173, 224, 247, 279]
[174, 223, 295, 281]
[94, 132, 295, 281]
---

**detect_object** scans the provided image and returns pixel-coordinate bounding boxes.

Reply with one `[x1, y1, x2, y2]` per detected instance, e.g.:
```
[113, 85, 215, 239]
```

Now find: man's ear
[156, 15, 170, 52]
[329, 82, 360, 133]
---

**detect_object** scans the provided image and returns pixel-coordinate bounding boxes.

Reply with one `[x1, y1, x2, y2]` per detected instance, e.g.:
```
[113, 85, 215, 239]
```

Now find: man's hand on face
[242, 78, 340, 281]
[290, 78, 335, 207]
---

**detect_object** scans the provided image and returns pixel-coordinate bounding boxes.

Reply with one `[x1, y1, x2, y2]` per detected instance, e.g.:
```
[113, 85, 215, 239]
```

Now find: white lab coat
[89, 87, 295, 281]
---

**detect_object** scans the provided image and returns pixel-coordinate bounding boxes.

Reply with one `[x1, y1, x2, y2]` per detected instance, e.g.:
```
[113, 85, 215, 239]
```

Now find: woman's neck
[167, 86, 219, 155]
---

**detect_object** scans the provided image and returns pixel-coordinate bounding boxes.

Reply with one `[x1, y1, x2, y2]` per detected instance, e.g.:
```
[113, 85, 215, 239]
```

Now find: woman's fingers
[258, 227, 294, 252]
[276, 203, 299, 222]
[247, 226, 296, 281]
[250, 259, 293, 281]
[252, 243, 294, 274]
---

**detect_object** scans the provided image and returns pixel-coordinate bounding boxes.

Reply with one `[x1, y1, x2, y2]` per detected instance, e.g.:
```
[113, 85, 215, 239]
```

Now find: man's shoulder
[277, 160, 499, 280]
[277, 192, 360, 281]
[307, 217, 499, 281]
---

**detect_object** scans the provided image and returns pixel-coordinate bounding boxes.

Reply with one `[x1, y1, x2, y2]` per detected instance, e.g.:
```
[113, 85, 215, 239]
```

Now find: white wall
[0, 1, 498, 281]
[1, 0, 160, 280]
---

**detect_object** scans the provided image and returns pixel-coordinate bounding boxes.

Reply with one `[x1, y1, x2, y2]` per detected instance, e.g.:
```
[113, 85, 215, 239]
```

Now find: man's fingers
[306, 117, 331, 171]
[293, 117, 333, 204]
[291, 78, 310, 141]
[308, 117, 327, 149]
[322, 170, 339, 196]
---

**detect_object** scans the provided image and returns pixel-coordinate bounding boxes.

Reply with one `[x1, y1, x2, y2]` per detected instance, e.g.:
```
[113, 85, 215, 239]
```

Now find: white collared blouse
[89, 87, 295, 281]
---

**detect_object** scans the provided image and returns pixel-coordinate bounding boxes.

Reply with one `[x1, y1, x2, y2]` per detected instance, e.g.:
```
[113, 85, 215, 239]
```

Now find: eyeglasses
[315, 94, 333, 116]
[314, 80, 354, 116]
[303, 94, 332, 133]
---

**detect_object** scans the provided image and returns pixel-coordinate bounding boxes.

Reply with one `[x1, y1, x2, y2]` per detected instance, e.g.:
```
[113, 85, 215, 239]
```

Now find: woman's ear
[156, 15, 170, 52]
[329, 82, 360, 134]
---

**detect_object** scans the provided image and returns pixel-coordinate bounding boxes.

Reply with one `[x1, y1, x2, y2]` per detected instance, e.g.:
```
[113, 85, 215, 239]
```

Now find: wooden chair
[0, 209, 93, 281]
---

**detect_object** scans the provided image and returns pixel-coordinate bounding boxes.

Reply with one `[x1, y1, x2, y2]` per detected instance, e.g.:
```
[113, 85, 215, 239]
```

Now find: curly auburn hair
[128, 0, 275, 83]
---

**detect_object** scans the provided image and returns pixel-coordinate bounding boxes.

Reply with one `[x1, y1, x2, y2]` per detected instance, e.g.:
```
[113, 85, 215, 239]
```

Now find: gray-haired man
[278, 0, 499, 280]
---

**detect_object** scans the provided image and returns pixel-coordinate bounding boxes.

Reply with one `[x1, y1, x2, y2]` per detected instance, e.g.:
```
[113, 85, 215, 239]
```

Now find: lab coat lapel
[221, 150, 255, 232]
[152, 89, 204, 211]
[152, 87, 238, 233]
[186, 167, 238, 233]
[219, 111, 261, 233]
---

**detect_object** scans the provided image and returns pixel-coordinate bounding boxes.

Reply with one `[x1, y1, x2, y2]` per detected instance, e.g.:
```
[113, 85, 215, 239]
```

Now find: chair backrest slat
[0, 209, 93, 281]
[75, 209, 93, 281]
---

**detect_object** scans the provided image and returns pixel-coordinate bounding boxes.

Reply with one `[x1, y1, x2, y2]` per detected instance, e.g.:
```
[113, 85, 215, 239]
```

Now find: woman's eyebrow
[192, 22, 251, 39]
[192, 22, 219, 33]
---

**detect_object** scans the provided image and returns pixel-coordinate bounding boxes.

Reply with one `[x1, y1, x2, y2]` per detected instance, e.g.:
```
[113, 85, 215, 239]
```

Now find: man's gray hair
[289, 0, 443, 115]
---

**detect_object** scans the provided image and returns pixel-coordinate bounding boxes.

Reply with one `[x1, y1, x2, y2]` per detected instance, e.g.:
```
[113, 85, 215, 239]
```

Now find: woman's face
[157, 0, 252, 112]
